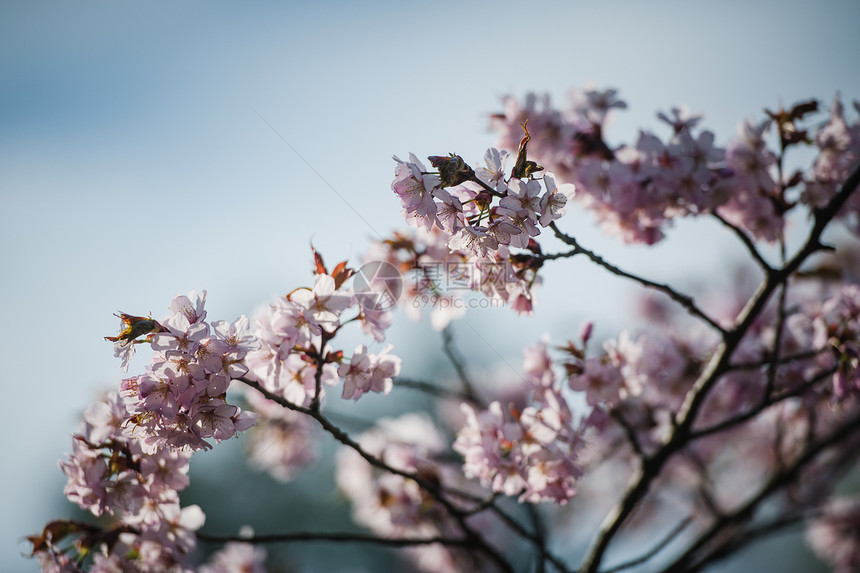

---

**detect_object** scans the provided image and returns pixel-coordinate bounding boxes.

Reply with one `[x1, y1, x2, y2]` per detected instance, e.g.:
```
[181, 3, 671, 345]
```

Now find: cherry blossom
[29, 86, 860, 573]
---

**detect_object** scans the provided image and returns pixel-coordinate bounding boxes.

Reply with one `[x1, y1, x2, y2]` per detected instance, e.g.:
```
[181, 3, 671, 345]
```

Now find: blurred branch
[395, 378, 480, 404]
[526, 504, 548, 573]
[662, 410, 860, 573]
[442, 325, 482, 404]
[198, 531, 472, 548]
[575, 162, 860, 573]
[689, 366, 835, 440]
[237, 377, 514, 572]
[764, 237, 790, 398]
[483, 502, 573, 573]
[600, 517, 693, 573]
[727, 348, 823, 370]
[609, 409, 645, 458]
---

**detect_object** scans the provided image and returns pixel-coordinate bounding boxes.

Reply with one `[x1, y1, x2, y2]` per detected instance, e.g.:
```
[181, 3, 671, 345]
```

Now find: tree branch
[236, 377, 514, 572]
[689, 366, 835, 440]
[726, 348, 824, 371]
[548, 222, 726, 335]
[575, 161, 860, 573]
[197, 531, 472, 548]
[710, 212, 772, 272]
[395, 378, 480, 404]
[442, 325, 481, 404]
[662, 410, 860, 573]
[485, 503, 573, 573]
[600, 517, 693, 573]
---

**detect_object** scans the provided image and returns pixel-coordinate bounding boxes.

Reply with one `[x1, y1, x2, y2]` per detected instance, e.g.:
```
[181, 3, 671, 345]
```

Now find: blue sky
[2, 1, 859, 570]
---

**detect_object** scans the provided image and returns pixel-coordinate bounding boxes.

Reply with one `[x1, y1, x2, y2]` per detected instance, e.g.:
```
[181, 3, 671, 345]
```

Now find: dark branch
[484, 503, 573, 573]
[727, 348, 824, 371]
[236, 377, 514, 572]
[442, 325, 482, 403]
[198, 531, 471, 548]
[395, 378, 480, 404]
[663, 411, 860, 573]
[576, 161, 860, 573]
[711, 212, 772, 272]
[548, 222, 726, 335]
[689, 366, 835, 440]
[600, 517, 693, 573]
[610, 409, 645, 458]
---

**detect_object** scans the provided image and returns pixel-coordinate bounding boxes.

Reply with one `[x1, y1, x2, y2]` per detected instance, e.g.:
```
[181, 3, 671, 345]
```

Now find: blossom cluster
[114, 291, 260, 453]
[454, 341, 599, 505]
[40, 392, 205, 571]
[34, 291, 265, 570]
[806, 497, 860, 573]
[34, 253, 410, 570]
[491, 87, 860, 243]
[242, 388, 318, 482]
[812, 284, 860, 398]
[29, 85, 860, 573]
[392, 147, 574, 257]
[385, 140, 576, 321]
[364, 226, 544, 326]
[243, 259, 401, 404]
[335, 413, 488, 572]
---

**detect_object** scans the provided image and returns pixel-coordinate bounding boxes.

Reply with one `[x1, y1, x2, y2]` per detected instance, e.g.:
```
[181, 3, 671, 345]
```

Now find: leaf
[312, 246, 327, 275]
[512, 122, 544, 179]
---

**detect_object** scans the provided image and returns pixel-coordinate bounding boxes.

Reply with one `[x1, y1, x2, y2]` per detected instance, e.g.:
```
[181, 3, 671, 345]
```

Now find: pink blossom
[290, 274, 353, 331]
[447, 225, 499, 257]
[476, 147, 510, 187]
[434, 188, 466, 234]
[499, 177, 542, 219]
[392, 153, 441, 231]
[522, 341, 556, 389]
[806, 497, 860, 573]
[212, 315, 261, 353]
[569, 357, 625, 406]
[339, 344, 401, 400]
[200, 542, 268, 573]
[244, 389, 317, 482]
[169, 290, 208, 325]
[539, 172, 575, 226]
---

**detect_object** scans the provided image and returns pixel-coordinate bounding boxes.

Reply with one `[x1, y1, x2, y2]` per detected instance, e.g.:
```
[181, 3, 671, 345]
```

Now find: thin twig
[689, 366, 835, 440]
[575, 162, 860, 573]
[609, 409, 645, 458]
[534, 248, 579, 263]
[198, 531, 472, 548]
[690, 439, 860, 573]
[442, 325, 481, 403]
[526, 504, 548, 573]
[711, 212, 772, 272]
[237, 377, 514, 572]
[600, 517, 693, 573]
[764, 237, 790, 398]
[484, 503, 573, 573]
[548, 222, 726, 335]
[727, 348, 823, 371]
[662, 411, 860, 573]
[395, 378, 480, 404]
